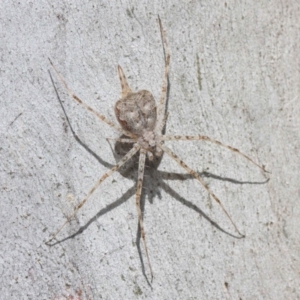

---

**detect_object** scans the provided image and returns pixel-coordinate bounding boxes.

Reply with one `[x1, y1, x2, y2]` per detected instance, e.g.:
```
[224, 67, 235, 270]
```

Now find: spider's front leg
[135, 149, 154, 281]
[46, 144, 140, 245]
[159, 143, 246, 238]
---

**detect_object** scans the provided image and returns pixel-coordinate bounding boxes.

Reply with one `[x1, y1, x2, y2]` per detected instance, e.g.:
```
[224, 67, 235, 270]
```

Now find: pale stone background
[1, 1, 299, 299]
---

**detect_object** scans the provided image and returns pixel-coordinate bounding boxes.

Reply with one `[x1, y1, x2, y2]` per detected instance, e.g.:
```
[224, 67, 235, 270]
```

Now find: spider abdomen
[115, 90, 157, 136]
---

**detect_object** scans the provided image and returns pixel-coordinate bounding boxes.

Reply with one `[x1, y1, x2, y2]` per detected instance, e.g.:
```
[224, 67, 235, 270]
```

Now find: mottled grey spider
[48, 17, 267, 281]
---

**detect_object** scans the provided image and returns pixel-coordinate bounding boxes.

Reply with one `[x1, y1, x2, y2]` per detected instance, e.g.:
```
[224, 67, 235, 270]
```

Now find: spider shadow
[48, 70, 269, 285]
[89, 142, 268, 284]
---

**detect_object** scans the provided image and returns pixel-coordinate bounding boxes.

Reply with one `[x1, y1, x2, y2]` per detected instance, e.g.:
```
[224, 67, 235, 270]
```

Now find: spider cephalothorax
[48, 17, 268, 282]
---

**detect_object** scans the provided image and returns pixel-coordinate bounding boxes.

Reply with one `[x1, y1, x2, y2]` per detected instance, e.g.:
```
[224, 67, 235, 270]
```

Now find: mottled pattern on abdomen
[115, 90, 157, 135]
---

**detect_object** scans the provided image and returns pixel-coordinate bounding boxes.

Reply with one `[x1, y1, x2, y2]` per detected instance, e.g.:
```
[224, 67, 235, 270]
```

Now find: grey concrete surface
[1, 1, 300, 299]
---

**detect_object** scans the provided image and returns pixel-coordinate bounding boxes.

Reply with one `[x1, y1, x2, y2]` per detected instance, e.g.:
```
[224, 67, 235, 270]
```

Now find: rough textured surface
[1, 1, 300, 299]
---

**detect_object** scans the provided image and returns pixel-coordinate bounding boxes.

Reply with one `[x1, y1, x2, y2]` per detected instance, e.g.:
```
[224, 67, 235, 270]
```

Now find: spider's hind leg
[157, 16, 171, 128]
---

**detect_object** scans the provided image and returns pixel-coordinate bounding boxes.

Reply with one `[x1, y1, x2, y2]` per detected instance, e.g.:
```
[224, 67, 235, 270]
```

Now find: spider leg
[162, 135, 268, 173]
[136, 149, 154, 281]
[49, 58, 136, 139]
[160, 144, 245, 237]
[106, 137, 136, 143]
[156, 16, 171, 128]
[46, 144, 140, 244]
[156, 112, 169, 133]
[117, 65, 133, 98]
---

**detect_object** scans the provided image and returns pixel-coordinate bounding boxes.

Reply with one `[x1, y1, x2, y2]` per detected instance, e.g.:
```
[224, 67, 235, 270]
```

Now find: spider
[48, 17, 268, 281]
